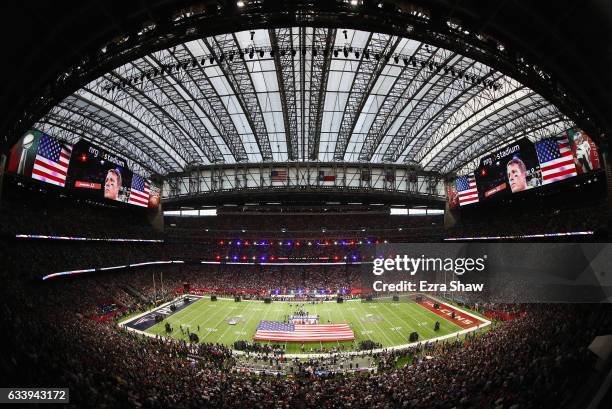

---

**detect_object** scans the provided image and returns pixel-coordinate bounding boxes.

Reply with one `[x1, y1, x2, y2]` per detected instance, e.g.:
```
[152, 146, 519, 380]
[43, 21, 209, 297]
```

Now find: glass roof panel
[36, 27, 573, 176]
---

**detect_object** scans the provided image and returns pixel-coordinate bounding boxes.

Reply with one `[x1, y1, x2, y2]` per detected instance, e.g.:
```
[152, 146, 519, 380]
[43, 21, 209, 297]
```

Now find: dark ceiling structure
[1, 0, 610, 179]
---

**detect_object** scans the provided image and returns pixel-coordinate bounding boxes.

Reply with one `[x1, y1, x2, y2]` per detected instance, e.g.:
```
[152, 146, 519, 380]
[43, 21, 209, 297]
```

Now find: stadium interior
[1, 1, 612, 408]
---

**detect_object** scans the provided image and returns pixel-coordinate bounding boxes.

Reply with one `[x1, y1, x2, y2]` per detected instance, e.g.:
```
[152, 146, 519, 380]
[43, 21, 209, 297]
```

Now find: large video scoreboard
[447, 129, 601, 208]
[6, 130, 160, 208]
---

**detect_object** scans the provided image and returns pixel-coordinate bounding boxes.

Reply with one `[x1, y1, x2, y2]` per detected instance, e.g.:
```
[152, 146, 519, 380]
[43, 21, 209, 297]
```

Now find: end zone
[412, 294, 488, 329]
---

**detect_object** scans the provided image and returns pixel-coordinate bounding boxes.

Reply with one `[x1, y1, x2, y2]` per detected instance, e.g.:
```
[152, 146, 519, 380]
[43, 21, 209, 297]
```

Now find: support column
[147, 200, 164, 233]
[443, 199, 460, 229]
[0, 154, 6, 209]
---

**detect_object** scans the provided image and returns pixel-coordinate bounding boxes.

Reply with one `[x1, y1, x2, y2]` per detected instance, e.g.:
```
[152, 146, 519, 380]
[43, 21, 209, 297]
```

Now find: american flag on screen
[456, 174, 479, 206]
[128, 174, 150, 207]
[253, 321, 355, 342]
[535, 135, 577, 184]
[32, 134, 72, 187]
[271, 169, 287, 182]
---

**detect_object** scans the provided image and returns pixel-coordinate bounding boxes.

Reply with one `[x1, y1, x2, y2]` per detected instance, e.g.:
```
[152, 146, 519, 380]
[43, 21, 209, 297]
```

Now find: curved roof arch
[34, 26, 573, 178]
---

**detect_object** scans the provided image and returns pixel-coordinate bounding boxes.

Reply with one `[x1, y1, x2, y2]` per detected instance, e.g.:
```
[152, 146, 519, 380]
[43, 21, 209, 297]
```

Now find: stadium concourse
[2, 1, 612, 408]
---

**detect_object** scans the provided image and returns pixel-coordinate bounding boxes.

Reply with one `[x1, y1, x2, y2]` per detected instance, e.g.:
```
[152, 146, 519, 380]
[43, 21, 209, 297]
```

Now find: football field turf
[145, 297, 463, 354]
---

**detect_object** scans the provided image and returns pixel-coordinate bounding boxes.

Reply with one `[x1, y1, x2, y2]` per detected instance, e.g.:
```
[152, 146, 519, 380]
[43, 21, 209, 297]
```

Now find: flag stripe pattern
[32, 134, 72, 187]
[535, 135, 577, 184]
[318, 170, 336, 182]
[456, 174, 479, 206]
[271, 170, 287, 181]
[128, 174, 150, 207]
[253, 321, 355, 342]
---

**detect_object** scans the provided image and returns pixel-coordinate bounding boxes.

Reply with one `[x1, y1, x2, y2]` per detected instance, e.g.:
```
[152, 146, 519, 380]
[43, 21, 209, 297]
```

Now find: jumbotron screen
[6, 130, 160, 208]
[447, 129, 601, 208]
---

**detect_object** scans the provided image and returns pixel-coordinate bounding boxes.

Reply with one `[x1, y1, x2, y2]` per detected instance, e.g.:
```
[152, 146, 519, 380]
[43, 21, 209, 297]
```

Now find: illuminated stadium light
[42, 269, 95, 280]
[445, 231, 594, 241]
[42, 261, 182, 280]
[15, 234, 163, 243]
[390, 208, 409, 215]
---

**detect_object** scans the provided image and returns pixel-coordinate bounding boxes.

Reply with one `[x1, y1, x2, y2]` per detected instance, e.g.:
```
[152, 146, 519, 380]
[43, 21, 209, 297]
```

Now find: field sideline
[144, 297, 464, 354]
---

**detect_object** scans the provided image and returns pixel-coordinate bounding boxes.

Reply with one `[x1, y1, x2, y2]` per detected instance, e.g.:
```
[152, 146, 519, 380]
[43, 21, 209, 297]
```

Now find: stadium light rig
[102, 41, 501, 93]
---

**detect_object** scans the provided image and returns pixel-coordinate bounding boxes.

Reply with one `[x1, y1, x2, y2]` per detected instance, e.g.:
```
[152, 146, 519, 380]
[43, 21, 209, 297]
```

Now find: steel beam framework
[162, 161, 445, 203]
[204, 34, 274, 161]
[28, 25, 579, 195]
[269, 28, 299, 160]
[332, 33, 400, 160]
[308, 28, 335, 161]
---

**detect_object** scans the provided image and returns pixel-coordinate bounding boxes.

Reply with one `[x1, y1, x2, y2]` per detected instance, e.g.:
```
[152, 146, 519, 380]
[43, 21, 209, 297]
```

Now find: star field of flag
[258, 321, 295, 332]
[456, 174, 479, 206]
[456, 176, 471, 192]
[535, 138, 561, 164]
[38, 134, 63, 162]
[132, 174, 145, 191]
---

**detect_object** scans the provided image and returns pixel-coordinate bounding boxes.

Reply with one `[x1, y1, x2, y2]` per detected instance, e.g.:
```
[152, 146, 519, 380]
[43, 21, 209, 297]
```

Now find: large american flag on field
[32, 134, 72, 187]
[456, 174, 479, 206]
[253, 321, 355, 342]
[535, 135, 577, 184]
[128, 174, 150, 207]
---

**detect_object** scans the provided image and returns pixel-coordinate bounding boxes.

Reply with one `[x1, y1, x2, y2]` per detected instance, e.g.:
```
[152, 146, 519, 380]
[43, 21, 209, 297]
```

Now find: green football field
[145, 297, 463, 354]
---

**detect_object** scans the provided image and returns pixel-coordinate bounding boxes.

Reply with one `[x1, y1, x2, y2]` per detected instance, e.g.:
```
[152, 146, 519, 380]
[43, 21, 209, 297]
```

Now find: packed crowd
[3, 265, 610, 408]
[165, 211, 445, 242]
[1, 177, 160, 239]
[165, 240, 373, 261]
[88, 265, 360, 306]
[2, 171, 611, 408]
[449, 200, 608, 239]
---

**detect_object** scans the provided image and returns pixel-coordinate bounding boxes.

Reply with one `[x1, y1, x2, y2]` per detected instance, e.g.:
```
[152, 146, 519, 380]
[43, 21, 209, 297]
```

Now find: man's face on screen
[104, 171, 120, 200]
[507, 163, 527, 193]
